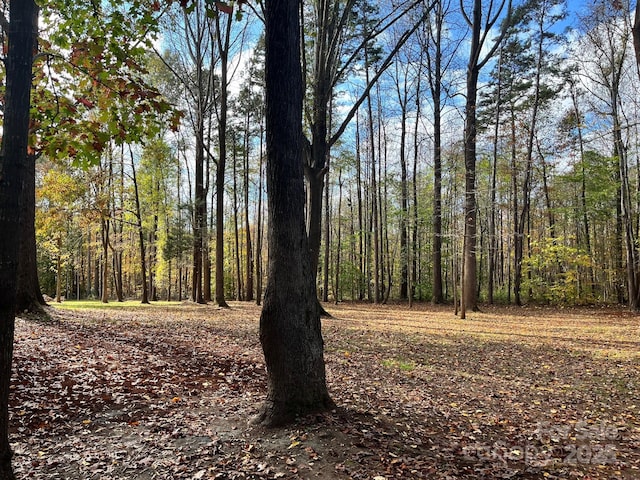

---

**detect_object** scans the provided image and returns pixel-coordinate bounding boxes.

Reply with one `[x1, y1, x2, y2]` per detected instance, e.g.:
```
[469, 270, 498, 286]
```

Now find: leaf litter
[9, 302, 640, 479]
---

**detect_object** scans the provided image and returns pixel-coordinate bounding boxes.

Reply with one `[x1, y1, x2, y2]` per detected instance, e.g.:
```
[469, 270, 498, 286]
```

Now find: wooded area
[18, 0, 640, 312]
[1, 0, 640, 478]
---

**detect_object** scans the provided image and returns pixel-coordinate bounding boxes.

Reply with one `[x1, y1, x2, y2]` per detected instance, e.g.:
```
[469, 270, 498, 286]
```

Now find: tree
[578, 0, 635, 308]
[421, 0, 459, 304]
[302, 0, 429, 299]
[0, 2, 38, 477]
[254, 0, 333, 426]
[459, 0, 511, 317]
[16, 154, 46, 313]
[159, 5, 217, 304]
[15, 6, 44, 314]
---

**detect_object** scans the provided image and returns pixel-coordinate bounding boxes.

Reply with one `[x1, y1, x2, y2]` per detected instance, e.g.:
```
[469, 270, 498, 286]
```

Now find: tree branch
[329, 2, 434, 147]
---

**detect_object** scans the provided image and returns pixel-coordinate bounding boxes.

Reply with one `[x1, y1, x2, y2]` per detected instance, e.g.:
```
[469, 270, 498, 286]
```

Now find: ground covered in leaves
[9, 301, 640, 479]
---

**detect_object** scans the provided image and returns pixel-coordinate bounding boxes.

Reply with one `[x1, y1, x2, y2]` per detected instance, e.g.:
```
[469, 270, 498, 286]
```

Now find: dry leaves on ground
[9, 302, 640, 479]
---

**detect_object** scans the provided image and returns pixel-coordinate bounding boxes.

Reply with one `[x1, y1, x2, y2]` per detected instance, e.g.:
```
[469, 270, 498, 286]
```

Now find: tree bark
[255, 125, 264, 306]
[0, 1, 37, 477]
[334, 169, 343, 303]
[462, 52, 480, 316]
[16, 154, 45, 313]
[254, 0, 333, 426]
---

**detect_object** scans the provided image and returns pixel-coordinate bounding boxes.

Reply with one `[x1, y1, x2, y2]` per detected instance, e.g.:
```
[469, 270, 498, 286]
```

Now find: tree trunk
[488, 49, 503, 305]
[0, 1, 37, 476]
[398, 91, 409, 301]
[355, 113, 365, 300]
[322, 169, 330, 302]
[244, 112, 254, 302]
[214, 14, 232, 309]
[254, 0, 333, 426]
[193, 109, 205, 303]
[55, 237, 63, 303]
[233, 145, 243, 300]
[16, 154, 45, 313]
[462, 63, 480, 317]
[100, 218, 110, 304]
[460, 0, 510, 316]
[461, 0, 483, 317]
[365, 46, 380, 303]
[334, 169, 343, 304]
[412, 70, 421, 302]
[131, 151, 149, 304]
[256, 124, 264, 306]
[431, 54, 443, 304]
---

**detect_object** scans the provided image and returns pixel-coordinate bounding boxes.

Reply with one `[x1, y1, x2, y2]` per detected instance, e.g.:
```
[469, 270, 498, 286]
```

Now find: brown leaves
[9, 303, 640, 479]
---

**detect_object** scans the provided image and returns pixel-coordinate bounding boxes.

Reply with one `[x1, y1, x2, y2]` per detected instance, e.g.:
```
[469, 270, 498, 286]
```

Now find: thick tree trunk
[461, 0, 483, 317]
[16, 154, 45, 313]
[462, 63, 480, 317]
[254, 0, 333, 426]
[0, 1, 37, 477]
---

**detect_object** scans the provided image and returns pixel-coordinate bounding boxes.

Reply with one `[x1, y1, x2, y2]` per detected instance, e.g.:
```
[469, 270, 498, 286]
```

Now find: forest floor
[8, 301, 640, 479]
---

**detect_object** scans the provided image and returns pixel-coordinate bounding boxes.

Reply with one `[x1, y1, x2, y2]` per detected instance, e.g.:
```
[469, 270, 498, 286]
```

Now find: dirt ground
[9, 301, 640, 479]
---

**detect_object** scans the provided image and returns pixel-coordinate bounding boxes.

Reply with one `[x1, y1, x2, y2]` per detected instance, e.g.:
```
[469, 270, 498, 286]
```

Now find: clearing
[9, 301, 640, 479]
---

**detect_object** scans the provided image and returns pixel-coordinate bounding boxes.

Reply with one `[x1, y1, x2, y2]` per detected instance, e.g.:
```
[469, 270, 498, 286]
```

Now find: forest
[22, 0, 640, 312]
[0, 1, 639, 479]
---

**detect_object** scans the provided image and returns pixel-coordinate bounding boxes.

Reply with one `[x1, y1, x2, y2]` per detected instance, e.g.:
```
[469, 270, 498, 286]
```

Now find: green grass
[381, 358, 416, 372]
[51, 300, 183, 310]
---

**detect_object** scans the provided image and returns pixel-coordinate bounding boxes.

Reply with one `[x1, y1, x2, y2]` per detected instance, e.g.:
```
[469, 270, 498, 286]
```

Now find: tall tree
[459, 0, 511, 317]
[254, 0, 333, 426]
[160, 5, 217, 304]
[422, 0, 458, 304]
[15, 4, 44, 314]
[0, 2, 38, 477]
[578, 0, 633, 307]
[302, 0, 429, 295]
[212, 9, 236, 308]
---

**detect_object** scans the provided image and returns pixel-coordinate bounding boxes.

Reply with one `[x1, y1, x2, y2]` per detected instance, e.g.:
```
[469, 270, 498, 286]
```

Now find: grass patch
[51, 300, 183, 310]
[381, 358, 416, 372]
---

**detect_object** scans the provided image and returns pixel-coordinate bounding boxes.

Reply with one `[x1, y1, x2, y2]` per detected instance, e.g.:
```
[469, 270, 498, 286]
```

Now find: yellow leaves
[171, 396, 181, 403]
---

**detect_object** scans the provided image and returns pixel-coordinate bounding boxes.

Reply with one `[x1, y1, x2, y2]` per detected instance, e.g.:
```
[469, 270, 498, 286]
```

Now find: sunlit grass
[381, 358, 416, 372]
[50, 299, 183, 310]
